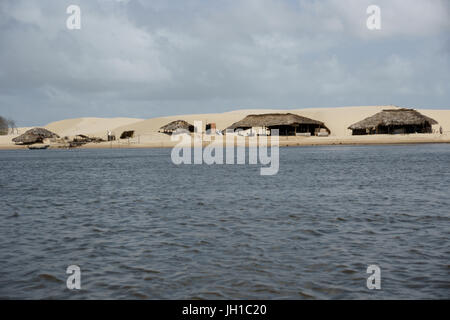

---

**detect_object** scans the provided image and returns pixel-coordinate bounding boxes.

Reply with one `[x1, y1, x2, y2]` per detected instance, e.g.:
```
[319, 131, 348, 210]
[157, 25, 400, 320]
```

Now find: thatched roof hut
[12, 128, 59, 145]
[226, 113, 329, 136]
[159, 120, 194, 134]
[348, 108, 438, 135]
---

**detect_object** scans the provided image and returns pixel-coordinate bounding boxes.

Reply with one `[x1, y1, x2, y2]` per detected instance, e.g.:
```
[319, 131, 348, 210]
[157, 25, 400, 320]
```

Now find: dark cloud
[0, 0, 449, 126]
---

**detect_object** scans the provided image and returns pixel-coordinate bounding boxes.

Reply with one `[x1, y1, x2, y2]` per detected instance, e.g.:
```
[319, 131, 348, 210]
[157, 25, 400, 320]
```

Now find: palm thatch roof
[348, 109, 438, 130]
[227, 113, 325, 130]
[12, 128, 59, 145]
[159, 120, 194, 133]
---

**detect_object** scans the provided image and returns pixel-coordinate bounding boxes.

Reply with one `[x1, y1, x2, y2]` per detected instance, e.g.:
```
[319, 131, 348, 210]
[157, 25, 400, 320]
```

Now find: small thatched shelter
[348, 108, 438, 135]
[226, 113, 330, 136]
[12, 128, 59, 145]
[120, 130, 135, 139]
[159, 120, 194, 134]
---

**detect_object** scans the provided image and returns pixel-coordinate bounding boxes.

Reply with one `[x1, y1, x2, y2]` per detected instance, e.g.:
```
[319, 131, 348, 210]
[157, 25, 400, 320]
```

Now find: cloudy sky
[0, 0, 449, 126]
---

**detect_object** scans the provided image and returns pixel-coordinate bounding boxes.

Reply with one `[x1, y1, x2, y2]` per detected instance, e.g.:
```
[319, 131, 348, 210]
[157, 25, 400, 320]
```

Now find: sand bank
[1, 106, 449, 150]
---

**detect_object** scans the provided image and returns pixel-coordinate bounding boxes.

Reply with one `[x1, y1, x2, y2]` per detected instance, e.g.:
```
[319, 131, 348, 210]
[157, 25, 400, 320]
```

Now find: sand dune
[109, 106, 388, 137]
[111, 105, 450, 137]
[1, 106, 450, 149]
[44, 117, 143, 137]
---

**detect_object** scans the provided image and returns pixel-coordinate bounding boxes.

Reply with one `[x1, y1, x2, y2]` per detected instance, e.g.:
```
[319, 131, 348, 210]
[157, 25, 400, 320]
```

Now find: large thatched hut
[348, 108, 438, 135]
[159, 120, 194, 134]
[226, 113, 330, 136]
[12, 128, 59, 145]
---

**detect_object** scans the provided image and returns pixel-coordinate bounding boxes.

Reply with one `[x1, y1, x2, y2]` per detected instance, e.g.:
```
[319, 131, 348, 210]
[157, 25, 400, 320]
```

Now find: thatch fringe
[348, 109, 438, 130]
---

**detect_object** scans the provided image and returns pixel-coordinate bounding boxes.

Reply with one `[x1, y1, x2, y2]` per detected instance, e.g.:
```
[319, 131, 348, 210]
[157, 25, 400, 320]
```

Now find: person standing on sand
[439, 126, 443, 135]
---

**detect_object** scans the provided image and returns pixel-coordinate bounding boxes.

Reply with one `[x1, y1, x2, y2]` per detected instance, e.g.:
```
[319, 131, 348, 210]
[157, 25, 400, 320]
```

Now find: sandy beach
[1, 105, 450, 150]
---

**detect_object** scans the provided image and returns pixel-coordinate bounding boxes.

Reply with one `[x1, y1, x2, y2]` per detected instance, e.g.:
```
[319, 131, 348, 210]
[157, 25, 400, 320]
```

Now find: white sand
[44, 117, 144, 137]
[1, 106, 450, 149]
[105, 105, 450, 137]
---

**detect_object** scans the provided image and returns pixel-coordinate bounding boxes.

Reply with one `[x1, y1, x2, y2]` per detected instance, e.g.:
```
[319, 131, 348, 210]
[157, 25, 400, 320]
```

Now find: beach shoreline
[1, 134, 449, 150]
[2, 106, 450, 151]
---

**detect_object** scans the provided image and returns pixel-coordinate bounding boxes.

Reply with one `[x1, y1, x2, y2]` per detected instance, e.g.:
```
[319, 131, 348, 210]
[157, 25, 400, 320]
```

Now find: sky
[0, 0, 449, 126]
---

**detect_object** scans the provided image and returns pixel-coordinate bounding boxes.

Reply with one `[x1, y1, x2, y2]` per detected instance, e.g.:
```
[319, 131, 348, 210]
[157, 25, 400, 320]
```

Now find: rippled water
[0, 145, 449, 299]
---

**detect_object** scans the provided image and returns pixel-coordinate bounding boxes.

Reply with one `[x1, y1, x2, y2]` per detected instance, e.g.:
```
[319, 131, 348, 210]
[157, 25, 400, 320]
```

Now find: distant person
[439, 126, 443, 135]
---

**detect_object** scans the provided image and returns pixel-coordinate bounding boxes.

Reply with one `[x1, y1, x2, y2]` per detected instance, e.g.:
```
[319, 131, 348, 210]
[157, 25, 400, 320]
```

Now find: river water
[0, 144, 449, 299]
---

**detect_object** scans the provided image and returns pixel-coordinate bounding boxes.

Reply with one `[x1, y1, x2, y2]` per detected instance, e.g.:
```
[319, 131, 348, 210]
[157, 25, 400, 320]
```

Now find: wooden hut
[159, 120, 194, 134]
[226, 113, 330, 136]
[12, 128, 59, 145]
[348, 108, 438, 135]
